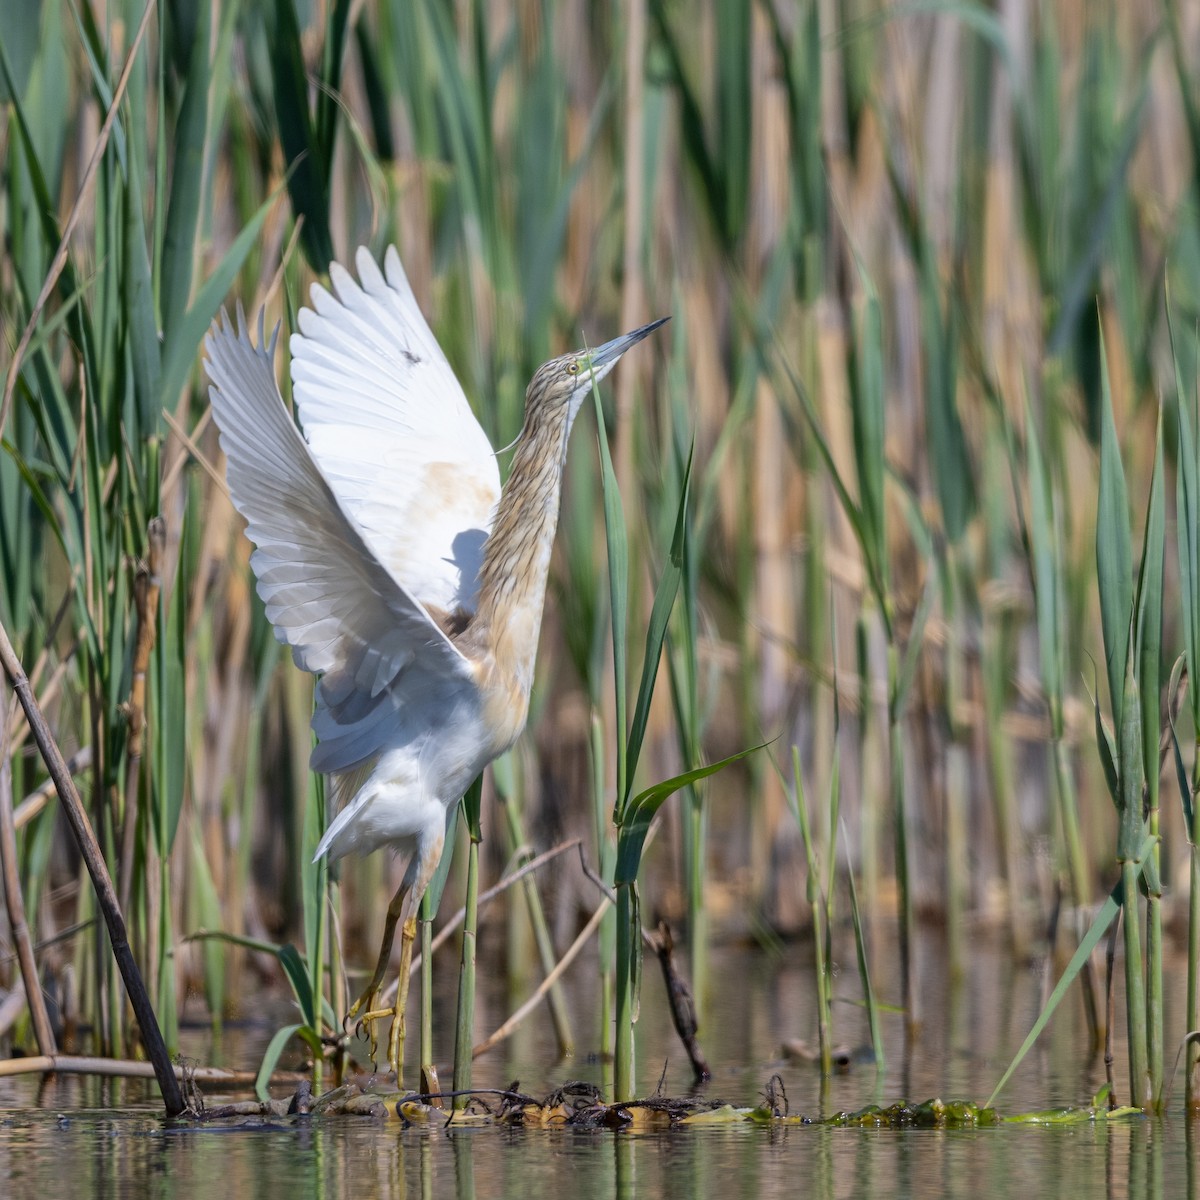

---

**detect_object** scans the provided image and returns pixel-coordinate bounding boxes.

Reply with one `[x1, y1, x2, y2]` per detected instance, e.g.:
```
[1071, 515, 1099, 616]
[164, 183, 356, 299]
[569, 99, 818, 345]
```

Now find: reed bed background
[2, 0, 1200, 1111]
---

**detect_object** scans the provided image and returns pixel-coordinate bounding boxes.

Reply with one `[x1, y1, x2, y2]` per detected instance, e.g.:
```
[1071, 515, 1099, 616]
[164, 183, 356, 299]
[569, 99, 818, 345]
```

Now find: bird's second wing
[289, 246, 501, 616]
[205, 310, 475, 774]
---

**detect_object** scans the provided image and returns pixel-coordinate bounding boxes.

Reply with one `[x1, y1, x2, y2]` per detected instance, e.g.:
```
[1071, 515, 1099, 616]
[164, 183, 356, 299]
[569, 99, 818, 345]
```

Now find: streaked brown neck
[467, 404, 572, 685]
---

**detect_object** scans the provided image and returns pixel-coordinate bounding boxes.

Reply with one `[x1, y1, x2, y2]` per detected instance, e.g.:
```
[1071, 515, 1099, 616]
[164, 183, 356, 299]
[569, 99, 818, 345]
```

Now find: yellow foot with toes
[345, 989, 389, 1071]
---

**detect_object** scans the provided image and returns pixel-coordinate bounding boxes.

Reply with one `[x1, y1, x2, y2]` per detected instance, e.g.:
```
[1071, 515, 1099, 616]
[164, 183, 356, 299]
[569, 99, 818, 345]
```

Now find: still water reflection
[2, 933, 1198, 1198]
[1, 1102, 1196, 1200]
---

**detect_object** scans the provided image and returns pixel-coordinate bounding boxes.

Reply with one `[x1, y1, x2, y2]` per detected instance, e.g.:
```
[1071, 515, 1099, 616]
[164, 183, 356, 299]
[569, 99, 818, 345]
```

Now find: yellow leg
[346, 882, 407, 1069]
[385, 916, 417, 1082]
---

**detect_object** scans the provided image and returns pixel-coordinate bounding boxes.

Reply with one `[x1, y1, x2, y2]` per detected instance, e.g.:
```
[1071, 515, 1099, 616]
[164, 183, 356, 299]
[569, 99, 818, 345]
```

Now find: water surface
[2, 932, 1196, 1198]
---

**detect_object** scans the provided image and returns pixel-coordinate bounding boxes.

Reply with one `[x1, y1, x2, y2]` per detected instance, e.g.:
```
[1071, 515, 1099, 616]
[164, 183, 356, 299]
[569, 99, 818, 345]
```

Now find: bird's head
[525, 317, 670, 426]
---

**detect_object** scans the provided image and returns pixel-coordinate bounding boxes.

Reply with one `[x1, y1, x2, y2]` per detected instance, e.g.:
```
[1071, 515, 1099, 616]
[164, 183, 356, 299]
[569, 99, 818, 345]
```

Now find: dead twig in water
[653, 920, 711, 1082]
[578, 847, 712, 1082]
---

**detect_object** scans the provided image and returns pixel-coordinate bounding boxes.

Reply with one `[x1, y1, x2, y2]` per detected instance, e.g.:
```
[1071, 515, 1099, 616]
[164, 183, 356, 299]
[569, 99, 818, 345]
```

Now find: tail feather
[314, 758, 378, 861]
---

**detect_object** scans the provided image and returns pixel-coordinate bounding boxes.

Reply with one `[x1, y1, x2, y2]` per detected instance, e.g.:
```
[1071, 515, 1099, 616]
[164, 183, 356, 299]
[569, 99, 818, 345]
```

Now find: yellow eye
[566, 360, 580, 375]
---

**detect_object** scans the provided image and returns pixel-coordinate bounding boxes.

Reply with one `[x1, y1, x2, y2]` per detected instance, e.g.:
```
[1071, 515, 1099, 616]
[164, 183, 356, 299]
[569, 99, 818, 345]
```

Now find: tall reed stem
[1121, 858, 1150, 1107]
[887, 644, 915, 1032]
[419, 892, 438, 1096]
[614, 881, 636, 1101]
[452, 834, 480, 1109]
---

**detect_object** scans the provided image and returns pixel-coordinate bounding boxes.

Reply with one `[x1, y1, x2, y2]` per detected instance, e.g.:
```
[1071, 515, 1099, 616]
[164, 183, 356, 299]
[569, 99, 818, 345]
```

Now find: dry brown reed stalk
[0, 619, 185, 1116]
[0, 696, 57, 1054]
[0, 1054, 307, 1090]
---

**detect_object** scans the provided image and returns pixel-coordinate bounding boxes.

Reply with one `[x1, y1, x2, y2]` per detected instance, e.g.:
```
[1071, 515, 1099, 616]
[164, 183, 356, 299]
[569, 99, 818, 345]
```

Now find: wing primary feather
[204, 309, 476, 775]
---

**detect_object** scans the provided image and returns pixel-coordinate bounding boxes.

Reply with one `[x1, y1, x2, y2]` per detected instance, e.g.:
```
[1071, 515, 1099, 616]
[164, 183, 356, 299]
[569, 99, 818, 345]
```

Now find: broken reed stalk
[0, 698, 57, 1055]
[118, 517, 165, 919]
[0, 618, 186, 1117]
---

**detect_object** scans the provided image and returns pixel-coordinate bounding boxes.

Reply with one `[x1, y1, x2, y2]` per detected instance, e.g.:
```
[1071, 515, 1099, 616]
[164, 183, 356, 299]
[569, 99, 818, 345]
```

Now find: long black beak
[589, 316, 670, 370]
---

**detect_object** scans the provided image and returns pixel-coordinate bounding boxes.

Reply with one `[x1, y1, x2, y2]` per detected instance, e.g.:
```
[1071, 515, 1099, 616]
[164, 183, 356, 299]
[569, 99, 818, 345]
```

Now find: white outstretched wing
[289, 245, 501, 615]
[205, 310, 475, 774]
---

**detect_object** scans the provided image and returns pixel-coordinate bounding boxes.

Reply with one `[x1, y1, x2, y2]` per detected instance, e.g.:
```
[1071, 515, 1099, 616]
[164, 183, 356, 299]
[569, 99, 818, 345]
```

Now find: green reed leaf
[1096, 327, 1133, 731]
[1025, 397, 1063, 734]
[615, 744, 763, 886]
[1133, 410, 1164, 802]
[624, 445, 693, 811]
[160, 0, 212, 344]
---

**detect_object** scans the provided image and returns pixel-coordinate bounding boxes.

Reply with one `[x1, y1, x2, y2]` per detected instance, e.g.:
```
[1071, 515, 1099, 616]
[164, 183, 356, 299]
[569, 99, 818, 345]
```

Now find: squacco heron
[204, 246, 665, 1081]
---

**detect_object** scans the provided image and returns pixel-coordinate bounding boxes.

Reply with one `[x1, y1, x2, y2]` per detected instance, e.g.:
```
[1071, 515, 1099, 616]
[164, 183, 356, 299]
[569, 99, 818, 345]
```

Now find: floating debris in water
[191, 1077, 1148, 1130]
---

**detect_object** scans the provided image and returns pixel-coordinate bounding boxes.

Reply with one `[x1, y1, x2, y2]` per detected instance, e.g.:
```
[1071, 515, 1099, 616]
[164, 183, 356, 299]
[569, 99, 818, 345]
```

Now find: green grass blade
[160, 0, 213, 344]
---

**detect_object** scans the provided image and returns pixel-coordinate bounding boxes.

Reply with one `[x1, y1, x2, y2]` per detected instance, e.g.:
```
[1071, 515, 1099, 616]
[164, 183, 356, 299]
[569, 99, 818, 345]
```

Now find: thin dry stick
[0, 619, 186, 1117]
[0, 697, 57, 1055]
[14, 745, 93, 830]
[577, 842, 658, 949]
[473, 895, 610, 1059]
[161, 407, 229, 497]
[0, 0, 157, 442]
[0, 1054, 306, 1089]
